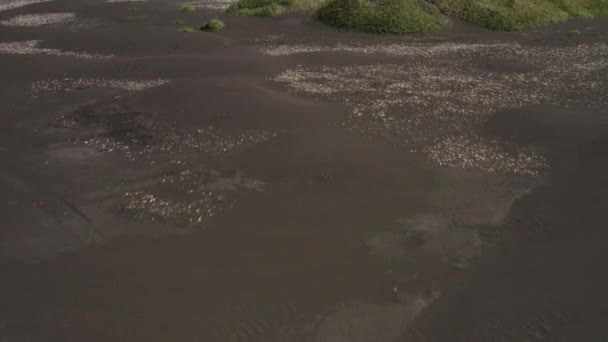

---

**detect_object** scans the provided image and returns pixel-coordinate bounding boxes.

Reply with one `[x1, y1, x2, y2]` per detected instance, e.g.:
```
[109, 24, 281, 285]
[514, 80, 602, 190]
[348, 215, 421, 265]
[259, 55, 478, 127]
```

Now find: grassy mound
[226, 0, 607, 31]
[432, 0, 608, 31]
[317, 0, 444, 33]
[227, 0, 286, 16]
[201, 18, 225, 31]
[227, 0, 329, 16]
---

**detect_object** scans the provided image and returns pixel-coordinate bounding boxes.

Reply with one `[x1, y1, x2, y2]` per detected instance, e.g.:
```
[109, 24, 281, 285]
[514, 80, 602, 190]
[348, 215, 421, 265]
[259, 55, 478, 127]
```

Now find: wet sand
[1, 0, 607, 340]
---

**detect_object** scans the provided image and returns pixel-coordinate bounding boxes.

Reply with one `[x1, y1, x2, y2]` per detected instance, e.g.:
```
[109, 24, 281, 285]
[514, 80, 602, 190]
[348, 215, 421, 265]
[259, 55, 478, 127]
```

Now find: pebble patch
[272, 42, 608, 175]
[123, 190, 227, 224]
[121, 168, 263, 225]
[52, 109, 278, 161]
[32, 78, 168, 97]
[0, 40, 112, 58]
[261, 42, 515, 57]
[186, 0, 237, 10]
[424, 134, 547, 175]
[50, 106, 277, 225]
[1, 12, 75, 27]
[0, 0, 52, 12]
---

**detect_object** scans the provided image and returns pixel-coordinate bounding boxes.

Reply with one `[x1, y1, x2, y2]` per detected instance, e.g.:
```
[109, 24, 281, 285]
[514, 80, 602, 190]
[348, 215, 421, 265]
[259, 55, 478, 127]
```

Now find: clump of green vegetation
[226, 0, 607, 31]
[200, 18, 225, 31]
[290, 0, 330, 11]
[316, 0, 608, 33]
[174, 19, 186, 25]
[181, 3, 196, 12]
[227, 0, 286, 16]
[317, 0, 445, 33]
[181, 26, 196, 32]
[227, 0, 329, 15]
[431, 0, 608, 31]
[127, 7, 145, 21]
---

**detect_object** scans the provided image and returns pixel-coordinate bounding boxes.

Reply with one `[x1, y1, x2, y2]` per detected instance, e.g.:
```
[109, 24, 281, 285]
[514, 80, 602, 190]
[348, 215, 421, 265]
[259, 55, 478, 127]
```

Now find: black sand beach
[1, 0, 608, 340]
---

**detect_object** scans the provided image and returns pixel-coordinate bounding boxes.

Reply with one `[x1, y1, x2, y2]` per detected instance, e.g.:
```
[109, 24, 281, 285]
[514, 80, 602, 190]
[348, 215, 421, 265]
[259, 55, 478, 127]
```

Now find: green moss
[225, 0, 331, 16]
[552, 0, 608, 16]
[181, 26, 196, 32]
[200, 18, 225, 31]
[317, 0, 445, 33]
[181, 3, 196, 12]
[174, 19, 186, 25]
[226, 0, 328, 16]
[432, 0, 608, 31]
[227, 0, 608, 31]
[227, 0, 285, 16]
[289, 0, 331, 12]
[127, 7, 145, 21]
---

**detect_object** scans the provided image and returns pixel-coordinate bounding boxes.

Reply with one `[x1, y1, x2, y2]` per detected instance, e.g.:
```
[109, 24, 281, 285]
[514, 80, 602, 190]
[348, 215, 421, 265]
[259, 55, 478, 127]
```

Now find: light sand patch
[402, 214, 482, 265]
[428, 167, 536, 226]
[46, 145, 102, 162]
[32, 78, 168, 96]
[274, 295, 435, 342]
[313, 297, 435, 342]
[272, 43, 608, 175]
[1, 12, 75, 26]
[369, 214, 482, 267]
[0, 0, 52, 12]
[0, 40, 112, 58]
[368, 167, 535, 270]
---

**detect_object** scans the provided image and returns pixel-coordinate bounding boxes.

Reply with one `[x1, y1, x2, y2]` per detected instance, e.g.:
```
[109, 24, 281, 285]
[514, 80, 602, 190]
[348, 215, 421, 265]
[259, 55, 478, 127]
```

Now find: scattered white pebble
[1, 12, 75, 27]
[0, 40, 112, 58]
[271, 42, 608, 174]
[182, 0, 235, 10]
[32, 78, 169, 96]
[261, 42, 514, 57]
[0, 0, 52, 12]
[423, 135, 548, 175]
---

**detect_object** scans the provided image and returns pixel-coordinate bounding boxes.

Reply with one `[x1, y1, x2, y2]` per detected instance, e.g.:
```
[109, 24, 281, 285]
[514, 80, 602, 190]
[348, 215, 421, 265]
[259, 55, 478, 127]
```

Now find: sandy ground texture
[1, 0, 608, 341]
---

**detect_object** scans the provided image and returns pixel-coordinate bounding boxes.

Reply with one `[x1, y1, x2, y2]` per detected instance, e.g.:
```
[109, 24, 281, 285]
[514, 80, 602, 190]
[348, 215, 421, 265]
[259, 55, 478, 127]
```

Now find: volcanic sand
[1, 1, 608, 341]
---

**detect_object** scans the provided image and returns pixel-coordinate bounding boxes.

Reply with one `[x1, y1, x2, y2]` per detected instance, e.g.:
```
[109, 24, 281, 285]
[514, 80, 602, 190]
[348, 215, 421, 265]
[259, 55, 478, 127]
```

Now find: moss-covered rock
[200, 18, 225, 32]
